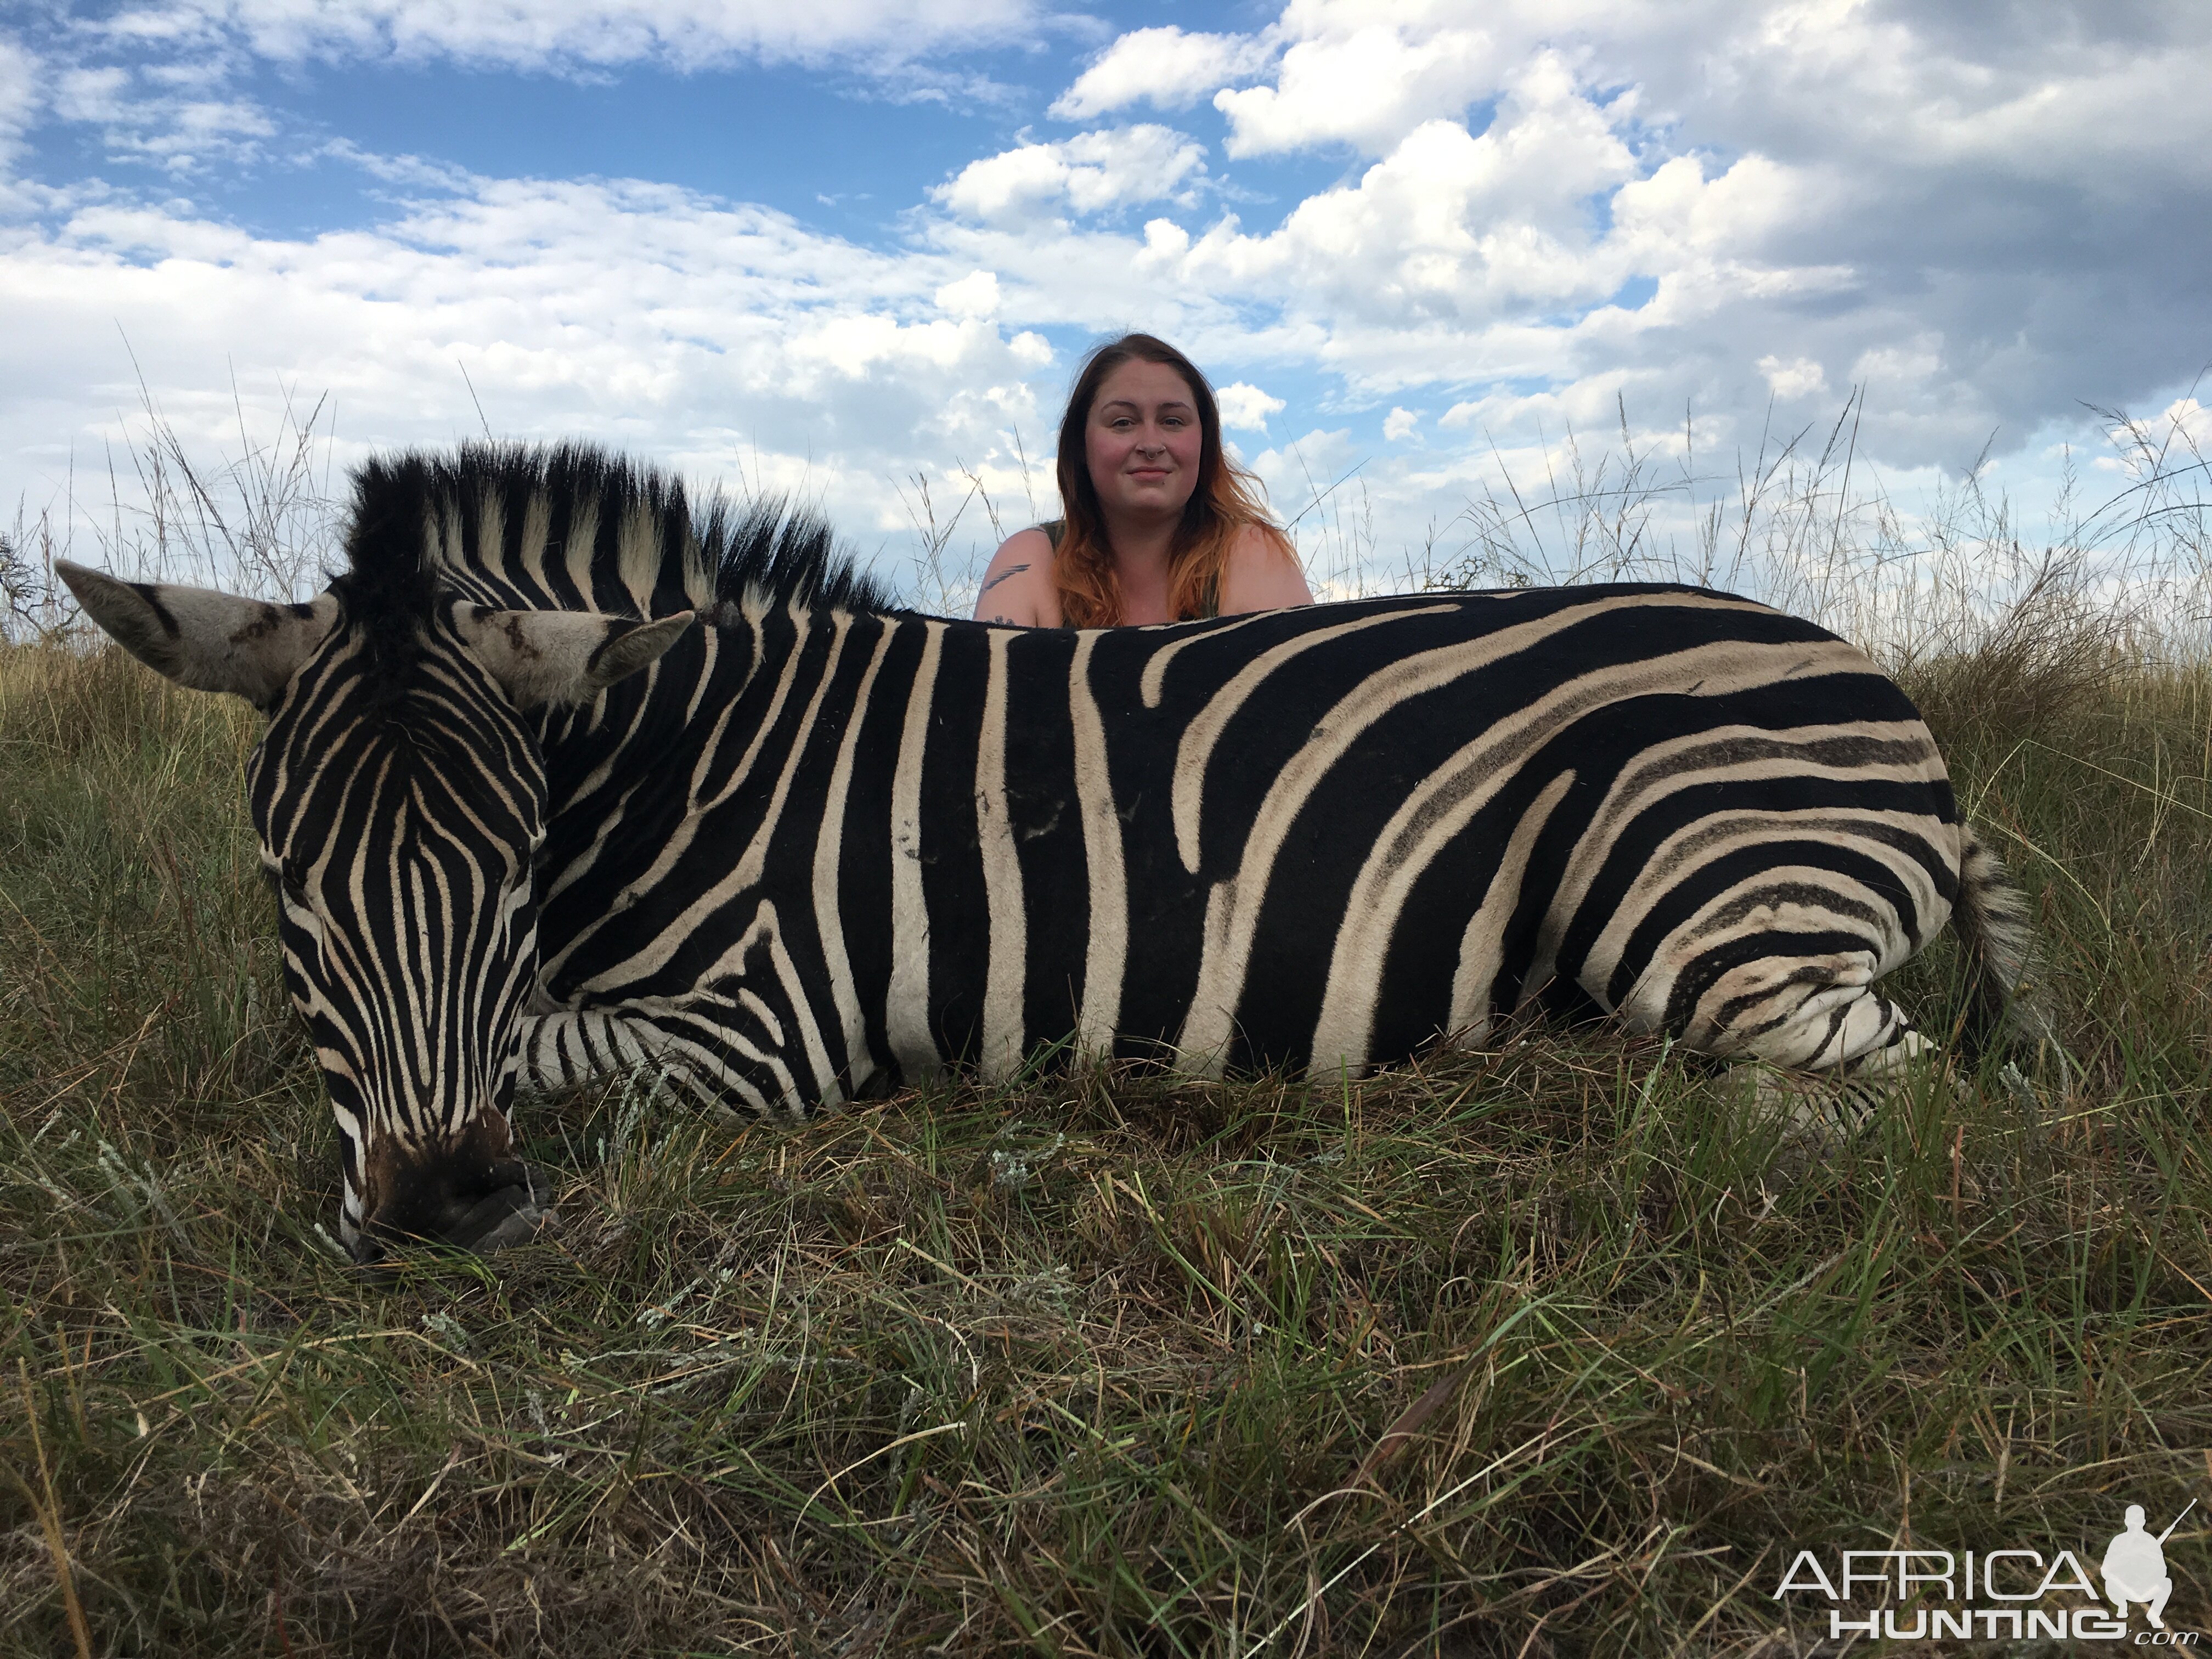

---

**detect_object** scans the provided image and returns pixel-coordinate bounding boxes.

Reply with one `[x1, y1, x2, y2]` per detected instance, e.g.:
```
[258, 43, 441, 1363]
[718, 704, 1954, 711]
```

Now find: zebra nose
[352, 1159, 555, 1264]
[443, 1161, 556, 1255]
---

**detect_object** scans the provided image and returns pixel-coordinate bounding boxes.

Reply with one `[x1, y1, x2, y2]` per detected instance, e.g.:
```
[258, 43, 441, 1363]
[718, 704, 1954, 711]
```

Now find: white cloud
[87, 0, 1042, 72]
[1849, 339, 1944, 392]
[1246, 425, 1358, 530]
[932, 126, 1207, 224]
[0, 35, 43, 167]
[1757, 355, 1827, 400]
[1051, 26, 1272, 121]
[2153, 397, 2212, 448]
[934, 269, 999, 318]
[1163, 59, 1643, 341]
[2092, 397, 2212, 478]
[1216, 381, 1285, 432]
[1383, 406, 1417, 441]
[1214, 10, 1498, 158]
[51, 58, 277, 172]
[54, 67, 132, 125]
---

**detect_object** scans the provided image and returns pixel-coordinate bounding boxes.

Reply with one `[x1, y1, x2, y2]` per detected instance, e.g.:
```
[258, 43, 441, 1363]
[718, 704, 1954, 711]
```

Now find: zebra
[58, 442, 2036, 1262]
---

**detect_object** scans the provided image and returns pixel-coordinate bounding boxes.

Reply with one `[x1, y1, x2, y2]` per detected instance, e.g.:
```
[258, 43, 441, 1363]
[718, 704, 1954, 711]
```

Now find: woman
[974, 334, 1312, 627]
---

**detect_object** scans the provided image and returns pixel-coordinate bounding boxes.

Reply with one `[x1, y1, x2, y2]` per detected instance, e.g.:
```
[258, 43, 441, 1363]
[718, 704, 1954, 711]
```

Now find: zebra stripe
[1070, 628, 1126, 1060]
[887, 619, 945, 1077]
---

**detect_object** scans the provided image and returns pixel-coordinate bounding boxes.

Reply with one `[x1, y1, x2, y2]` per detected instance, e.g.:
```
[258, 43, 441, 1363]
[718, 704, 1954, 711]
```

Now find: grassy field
[3, 618, 2210, 1656]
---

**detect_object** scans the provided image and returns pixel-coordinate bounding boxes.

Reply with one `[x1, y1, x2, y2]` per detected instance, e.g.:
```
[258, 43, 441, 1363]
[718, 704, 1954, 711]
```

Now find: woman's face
[1085, 358, 1205, 525]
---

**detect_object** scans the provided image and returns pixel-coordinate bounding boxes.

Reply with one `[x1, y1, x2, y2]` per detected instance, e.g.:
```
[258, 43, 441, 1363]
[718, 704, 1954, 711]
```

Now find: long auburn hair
[1051, 334, 1296, 628]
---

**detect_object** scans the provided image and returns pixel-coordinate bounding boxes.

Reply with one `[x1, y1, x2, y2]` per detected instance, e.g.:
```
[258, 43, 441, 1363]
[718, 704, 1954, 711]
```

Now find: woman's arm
[973, 528, 1061, 627]
[1217, 524, 1314, 616]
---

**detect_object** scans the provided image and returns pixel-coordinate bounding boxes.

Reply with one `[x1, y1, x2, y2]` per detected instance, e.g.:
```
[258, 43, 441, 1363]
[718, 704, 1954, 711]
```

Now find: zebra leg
[518, 997, 853, 1122]
[1742, 1018, 1937, 1142]
[518, 1009, 672, 1091]
[1622, 947, 1938, 1141]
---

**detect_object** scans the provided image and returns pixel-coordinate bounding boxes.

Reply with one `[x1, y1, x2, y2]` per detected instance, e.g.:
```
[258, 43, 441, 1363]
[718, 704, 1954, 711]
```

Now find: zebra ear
[455, 606, 696, 708]
[56, 561, 337, 704]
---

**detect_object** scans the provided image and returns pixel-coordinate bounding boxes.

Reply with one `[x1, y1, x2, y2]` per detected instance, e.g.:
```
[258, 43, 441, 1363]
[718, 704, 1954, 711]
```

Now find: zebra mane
[334, 442, 889, 685]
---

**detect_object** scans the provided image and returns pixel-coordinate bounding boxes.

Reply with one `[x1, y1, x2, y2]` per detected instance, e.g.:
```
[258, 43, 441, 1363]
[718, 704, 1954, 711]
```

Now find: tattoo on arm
[979, 563, 1029, 594]
[988, 614, 1019, 625]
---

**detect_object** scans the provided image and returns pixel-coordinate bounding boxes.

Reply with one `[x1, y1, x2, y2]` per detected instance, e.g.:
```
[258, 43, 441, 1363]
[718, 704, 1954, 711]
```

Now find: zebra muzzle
[444, 1161, 556, 1255]
[353, 1156, 556, 1265]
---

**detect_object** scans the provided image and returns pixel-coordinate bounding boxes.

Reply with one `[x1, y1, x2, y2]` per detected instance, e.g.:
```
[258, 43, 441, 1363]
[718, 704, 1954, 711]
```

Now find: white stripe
[1309, 717, 1567, 1069]
[1137, 610, 1281, 709]
[886, 620, 946, 1073]
[517, 491, 552, 603]
[1307, 654, 1832, 1065]
[977, 628, 1026, 1079]
[572, 612, 846, 993]
[470, 488, 505, 597]
[617, 500, 661, 613]
[1069, 629, 1125, 1060]
[1536, 709, 1939, 993]
[761, 910, 838, 1105]
[543, 629, 723, 907]
[563, 498, 600, 597]
[552, 610, 816, 988]
[1446, 770, 1577, 1043]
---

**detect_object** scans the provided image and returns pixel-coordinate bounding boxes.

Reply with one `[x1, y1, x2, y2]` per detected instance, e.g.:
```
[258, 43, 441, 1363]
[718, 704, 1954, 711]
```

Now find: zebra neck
[532, 604, 858, 941]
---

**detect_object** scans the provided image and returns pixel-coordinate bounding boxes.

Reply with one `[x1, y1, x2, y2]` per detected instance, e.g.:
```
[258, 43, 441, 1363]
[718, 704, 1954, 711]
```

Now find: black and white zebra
[60, 443, 2034, 1261]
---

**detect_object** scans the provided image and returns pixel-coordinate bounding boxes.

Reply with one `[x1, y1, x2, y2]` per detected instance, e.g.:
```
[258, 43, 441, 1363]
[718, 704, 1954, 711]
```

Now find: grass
[4, 614, 2211, 1657]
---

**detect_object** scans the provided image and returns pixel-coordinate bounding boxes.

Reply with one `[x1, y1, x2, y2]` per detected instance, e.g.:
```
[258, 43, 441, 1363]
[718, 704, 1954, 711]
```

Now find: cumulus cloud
[932, 126, 1208, 224]
[1051, 26, 1273, 121]
[1215, 382, 1285, 432]
[1214, 14, 1496, 159]
[1383, 407, 1417, 441]
[1163, 59, 1644, 342]
[1758, 356, 1827, 401]
[934, 269, 1000, 318]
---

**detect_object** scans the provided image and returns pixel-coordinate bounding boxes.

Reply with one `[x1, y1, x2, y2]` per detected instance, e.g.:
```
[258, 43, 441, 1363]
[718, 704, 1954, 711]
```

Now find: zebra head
[57, 560, 692, 1263]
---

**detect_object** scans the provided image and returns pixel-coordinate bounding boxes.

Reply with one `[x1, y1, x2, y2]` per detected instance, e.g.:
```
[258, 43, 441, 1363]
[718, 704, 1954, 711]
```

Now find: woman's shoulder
[1217, 521, 1313, 614]
[974, 527, 1062, 627]
[995, 523, 1058, 557]
[1226, 520, 1297, 562]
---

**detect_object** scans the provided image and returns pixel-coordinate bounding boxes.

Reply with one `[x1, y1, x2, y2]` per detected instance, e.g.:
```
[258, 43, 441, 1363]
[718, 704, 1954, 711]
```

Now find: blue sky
[5, 1, 2212, 603]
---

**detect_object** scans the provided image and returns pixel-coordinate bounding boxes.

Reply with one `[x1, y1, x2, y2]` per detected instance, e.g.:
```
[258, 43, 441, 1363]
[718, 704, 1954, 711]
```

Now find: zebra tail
[1950, 825, 2055, 1066]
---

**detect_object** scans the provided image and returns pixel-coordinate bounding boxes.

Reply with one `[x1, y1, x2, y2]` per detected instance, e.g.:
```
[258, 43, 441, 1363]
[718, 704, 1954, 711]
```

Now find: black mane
[331, 442, 890, 685]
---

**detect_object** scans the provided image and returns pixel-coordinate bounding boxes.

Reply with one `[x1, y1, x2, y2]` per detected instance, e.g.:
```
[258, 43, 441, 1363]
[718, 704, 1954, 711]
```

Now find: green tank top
[1039, 521, 1220, 622]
